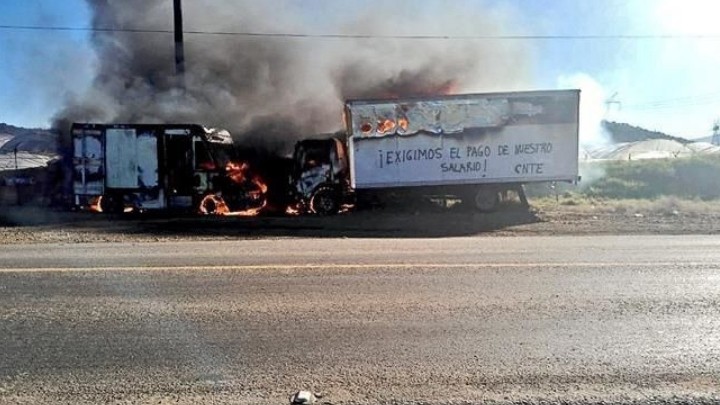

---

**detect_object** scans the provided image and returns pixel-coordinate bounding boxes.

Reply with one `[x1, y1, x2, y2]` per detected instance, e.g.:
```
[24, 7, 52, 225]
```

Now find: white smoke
[557, 73, 613, 187]
[557, 73, 612, 149]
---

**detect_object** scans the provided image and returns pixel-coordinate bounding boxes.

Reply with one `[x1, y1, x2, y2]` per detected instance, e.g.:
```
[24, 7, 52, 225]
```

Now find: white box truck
[290, 90, 580, 214]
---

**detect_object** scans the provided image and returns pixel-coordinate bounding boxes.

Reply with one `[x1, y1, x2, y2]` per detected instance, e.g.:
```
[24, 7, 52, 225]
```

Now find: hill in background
[602, 121, 689, 144]
[0, 123, 58, 154]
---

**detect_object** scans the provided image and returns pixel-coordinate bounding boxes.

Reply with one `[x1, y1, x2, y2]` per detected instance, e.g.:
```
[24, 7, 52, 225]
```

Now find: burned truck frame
[72, 123, 265, 214]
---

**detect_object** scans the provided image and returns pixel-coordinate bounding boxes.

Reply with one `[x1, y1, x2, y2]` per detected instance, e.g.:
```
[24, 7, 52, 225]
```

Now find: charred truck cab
[290, 137, 350, 215]
[72, 123, 265, 214]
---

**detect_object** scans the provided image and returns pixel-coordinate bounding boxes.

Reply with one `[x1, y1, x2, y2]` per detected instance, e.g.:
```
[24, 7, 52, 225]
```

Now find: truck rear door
[105, 128, 139, 189]
[72, 126, 105, 204]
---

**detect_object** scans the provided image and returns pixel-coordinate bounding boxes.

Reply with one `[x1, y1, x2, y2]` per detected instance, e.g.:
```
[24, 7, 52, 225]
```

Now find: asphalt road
[2, 235, 720, 404]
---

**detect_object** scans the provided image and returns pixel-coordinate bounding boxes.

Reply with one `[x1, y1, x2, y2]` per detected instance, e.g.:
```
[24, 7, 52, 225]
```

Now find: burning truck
[289, 89, 581, 214]
[72, 90, 580, 216]
[71, 123, 267, 215]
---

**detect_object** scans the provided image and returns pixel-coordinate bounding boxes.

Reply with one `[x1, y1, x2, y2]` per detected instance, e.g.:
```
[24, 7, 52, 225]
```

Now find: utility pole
[605, 92, 621, 116]
[173, 0, 186, 86]
[13, 146, 19, 205]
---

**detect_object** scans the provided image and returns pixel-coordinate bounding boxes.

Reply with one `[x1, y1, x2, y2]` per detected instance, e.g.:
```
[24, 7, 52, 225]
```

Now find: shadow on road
[0, 204, 541, 238]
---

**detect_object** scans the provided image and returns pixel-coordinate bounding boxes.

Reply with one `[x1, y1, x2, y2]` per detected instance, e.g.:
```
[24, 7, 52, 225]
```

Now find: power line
[628, 101, 720, 111]
[2, 24, 720, 40]
[624, 91, 720, 111]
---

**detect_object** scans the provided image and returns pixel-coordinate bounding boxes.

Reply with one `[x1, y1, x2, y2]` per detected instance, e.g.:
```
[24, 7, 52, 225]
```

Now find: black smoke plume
[55, 0, 533, 154]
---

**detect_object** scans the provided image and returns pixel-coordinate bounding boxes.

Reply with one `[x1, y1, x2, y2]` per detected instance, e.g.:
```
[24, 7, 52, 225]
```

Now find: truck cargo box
[344, 90, 580, 189]
[71, 123, 244, 213]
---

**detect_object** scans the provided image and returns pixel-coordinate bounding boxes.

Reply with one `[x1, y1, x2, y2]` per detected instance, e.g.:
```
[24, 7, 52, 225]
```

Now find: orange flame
[86, 195, 133, 213]
[377, 118, 396, 134]
[436, 80, 458, 95]
[285, 203, 301, 216]
[198, 194, 231, 215]
[397, 117, 409, 131]
[200, 160, 268, 217]
[88, 195, 103, 213]
[223, 199, 267, 217]
[226, 161, 268, 194]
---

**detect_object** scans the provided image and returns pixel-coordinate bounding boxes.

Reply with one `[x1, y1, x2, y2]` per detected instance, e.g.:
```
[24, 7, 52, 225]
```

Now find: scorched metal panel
[346, 90, 580, 189]
[105, 128, 138, 188]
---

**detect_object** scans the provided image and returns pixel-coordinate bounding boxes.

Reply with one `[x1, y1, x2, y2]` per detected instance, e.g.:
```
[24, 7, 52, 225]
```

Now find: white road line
[0, 262, 713, 273]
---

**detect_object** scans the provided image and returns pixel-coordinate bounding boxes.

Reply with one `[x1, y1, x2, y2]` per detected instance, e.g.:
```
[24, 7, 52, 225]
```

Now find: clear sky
[1, 0, 720, 139]
[0, 0, 93, 128]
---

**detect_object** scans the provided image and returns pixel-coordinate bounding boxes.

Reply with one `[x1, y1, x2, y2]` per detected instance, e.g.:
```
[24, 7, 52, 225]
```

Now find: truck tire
[201, 197, 218, 214]
[471, 187, 500, 212]
[310, 186, 340, 215]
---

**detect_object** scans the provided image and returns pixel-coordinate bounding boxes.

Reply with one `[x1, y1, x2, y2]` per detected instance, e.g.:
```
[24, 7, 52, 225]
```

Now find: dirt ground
[1, 198, 720, 244]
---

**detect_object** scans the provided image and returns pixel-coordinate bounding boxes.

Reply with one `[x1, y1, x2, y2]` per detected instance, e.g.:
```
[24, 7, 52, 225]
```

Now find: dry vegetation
[527, 155, 720, 216]
[533, 195, 720, 216]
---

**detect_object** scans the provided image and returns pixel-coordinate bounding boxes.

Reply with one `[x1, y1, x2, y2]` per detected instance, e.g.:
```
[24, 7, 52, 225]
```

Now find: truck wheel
[310, 187, 340, 215]
[202, 197, 218, 214]
[472, 188, 500, 212]
[199, 194, 227, 215]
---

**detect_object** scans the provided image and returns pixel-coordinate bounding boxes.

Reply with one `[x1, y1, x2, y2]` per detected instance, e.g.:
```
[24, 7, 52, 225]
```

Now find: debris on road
[289, 390, 317, 405]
